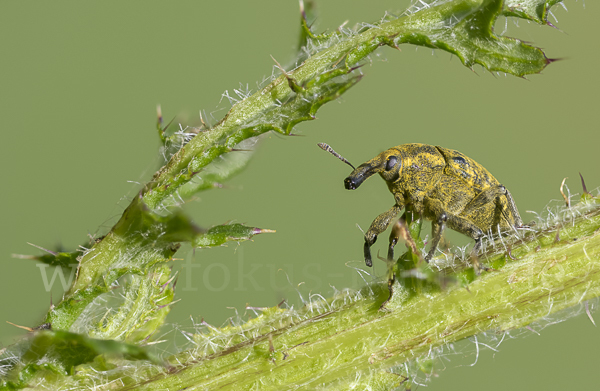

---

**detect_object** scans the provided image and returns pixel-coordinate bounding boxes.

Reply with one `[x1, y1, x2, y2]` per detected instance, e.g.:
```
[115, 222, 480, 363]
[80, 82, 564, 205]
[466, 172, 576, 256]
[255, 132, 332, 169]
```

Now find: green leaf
[0, 330, 159, 389]
[388, 0, 551, 76]
[179, 148, 254, 198]
[14, 247, 81, 269]
[193, 223, 275, 248]
[70, 265, 177, 343]
[503, 0, 563, 24]
[297, 0, 333, 63]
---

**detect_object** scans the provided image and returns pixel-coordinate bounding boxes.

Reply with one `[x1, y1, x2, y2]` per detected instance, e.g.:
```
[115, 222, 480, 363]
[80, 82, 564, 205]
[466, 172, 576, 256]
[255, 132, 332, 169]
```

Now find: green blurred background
[1, 1, 598, 389]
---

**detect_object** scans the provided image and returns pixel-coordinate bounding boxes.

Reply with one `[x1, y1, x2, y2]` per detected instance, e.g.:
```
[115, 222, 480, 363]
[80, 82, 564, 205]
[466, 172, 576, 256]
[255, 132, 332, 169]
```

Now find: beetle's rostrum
[343, 163, 376, 190]
[319, 143, 523, 268]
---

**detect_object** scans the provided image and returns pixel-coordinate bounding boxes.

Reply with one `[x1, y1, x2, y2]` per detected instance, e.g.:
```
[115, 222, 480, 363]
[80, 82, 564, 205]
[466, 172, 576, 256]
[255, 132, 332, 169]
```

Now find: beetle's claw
[424, 250, 434, 263]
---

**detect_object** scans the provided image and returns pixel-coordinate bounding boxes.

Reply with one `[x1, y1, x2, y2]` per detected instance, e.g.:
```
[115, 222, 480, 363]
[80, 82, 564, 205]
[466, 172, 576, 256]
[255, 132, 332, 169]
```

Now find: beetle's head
[344, 147, 403, 190]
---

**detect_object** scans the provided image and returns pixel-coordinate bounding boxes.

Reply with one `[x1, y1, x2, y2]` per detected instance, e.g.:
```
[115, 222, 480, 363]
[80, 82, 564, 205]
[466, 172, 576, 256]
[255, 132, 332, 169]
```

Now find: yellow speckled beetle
[318, 143, 523, 266]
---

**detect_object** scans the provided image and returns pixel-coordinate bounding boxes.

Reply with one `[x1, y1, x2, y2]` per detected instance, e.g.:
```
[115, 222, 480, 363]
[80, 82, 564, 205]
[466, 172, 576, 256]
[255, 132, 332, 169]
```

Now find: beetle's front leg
[364, 204, 403, 267]
[426, 213, 448, 262]
[387, 219, 402, 261]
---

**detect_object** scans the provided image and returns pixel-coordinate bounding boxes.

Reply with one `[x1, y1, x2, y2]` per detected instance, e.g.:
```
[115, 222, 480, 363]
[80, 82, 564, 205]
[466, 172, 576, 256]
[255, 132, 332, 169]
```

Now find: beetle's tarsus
[471, 238, 484, 274]
[425, 213, 447, 262]
[387, 238, 397, 262]
[387, 220, 403, 261]
[363, 204, 402, 266]
[379, 272, 396, 310]
[364, 241, 373, 267]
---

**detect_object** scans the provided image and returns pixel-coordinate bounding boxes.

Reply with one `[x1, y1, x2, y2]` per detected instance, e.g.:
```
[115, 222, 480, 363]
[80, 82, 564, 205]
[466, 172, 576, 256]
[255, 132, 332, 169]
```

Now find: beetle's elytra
[319, 143, 523, 267]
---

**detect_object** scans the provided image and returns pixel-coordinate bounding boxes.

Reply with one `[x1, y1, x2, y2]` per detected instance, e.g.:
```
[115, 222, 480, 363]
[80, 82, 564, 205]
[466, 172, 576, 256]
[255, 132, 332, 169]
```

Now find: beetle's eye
[385, 156, 398, 171]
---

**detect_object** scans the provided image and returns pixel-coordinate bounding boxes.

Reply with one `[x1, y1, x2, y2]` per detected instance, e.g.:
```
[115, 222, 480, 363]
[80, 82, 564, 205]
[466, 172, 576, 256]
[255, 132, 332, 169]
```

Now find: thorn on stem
[11, 253, 37, 260]
[268, 333, 275, 355]
[299, 0, 306, 19]
[560, 177, 570, 207]
[526, 325, 540, 335]
[6, 321, 33, 332]
[199, 110, 208, 129]
[253, 228, 276, 235]
[27, 242, 58, 256]
[270, 55, 304, 93]
[507, 246, 516, 260]
[586, 302, 596, 327]
[580, 172, 592, 196]
[156, 104, 163, 125]
[331, 54, 346, 69]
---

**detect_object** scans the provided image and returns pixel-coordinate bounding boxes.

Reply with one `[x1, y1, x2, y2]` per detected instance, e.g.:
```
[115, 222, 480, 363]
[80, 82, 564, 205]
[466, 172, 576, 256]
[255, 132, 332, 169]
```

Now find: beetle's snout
[344, 177, 359, 190]
[344, 163, 376, 190]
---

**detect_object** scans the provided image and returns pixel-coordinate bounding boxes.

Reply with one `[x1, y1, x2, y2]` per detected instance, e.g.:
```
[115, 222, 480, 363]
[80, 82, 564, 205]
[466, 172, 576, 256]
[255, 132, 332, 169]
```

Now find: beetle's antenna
[317, 143, 355, 170]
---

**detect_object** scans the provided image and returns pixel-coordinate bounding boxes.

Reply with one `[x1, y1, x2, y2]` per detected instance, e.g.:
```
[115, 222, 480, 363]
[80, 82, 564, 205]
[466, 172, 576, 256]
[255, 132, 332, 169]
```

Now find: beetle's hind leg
[364, 204, 403, 267]
[503, 187, 523, 227]
[460, 184, 522, 229]
[424, 197, 485, 262]
[459, 185, 508, 217]
[469, 239, 497, 274]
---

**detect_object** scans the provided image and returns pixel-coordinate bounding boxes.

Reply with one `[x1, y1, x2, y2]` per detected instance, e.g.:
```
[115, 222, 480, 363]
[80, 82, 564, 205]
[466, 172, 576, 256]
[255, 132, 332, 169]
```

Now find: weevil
[318, 143, 523, 267]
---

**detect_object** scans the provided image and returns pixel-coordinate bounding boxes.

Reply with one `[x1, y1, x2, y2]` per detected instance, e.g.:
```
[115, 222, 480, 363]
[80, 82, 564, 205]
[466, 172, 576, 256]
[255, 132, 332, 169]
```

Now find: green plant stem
[121, 207, 600, 390]
[141, 0, 549, 212]
[42, 0, 556, 340]
[2, 1, 576, 389]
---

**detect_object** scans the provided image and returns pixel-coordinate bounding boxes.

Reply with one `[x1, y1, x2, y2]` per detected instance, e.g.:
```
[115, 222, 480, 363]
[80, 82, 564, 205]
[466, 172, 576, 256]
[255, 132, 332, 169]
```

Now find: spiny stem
[122, 203, 600, 390]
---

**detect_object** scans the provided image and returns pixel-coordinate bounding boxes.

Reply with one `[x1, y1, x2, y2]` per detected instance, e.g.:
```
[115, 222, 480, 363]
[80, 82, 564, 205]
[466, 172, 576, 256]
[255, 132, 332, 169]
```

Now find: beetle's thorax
[382, 144, 446, 204]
